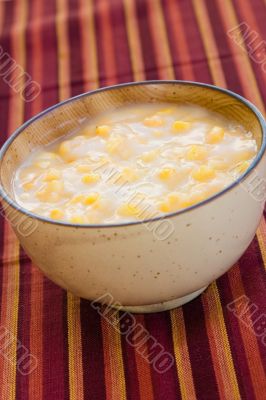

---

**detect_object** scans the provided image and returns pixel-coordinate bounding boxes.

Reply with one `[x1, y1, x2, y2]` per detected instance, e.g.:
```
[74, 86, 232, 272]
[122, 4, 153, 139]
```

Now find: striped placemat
[0, 0, 265, 399]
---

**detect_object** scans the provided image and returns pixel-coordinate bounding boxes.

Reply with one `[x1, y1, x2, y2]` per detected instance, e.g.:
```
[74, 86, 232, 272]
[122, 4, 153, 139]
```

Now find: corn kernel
[70, 215, 85, 224]
[47, 180, 64, 192]
[121, 167, 139, 182]
[192, 165, 216, 181]
[76, 164, 91, 173]
[82, 174, 100, 184]
[158, 108, 173, 115]
[143, 116, 164, 127]
[206, 126, 224, 144]
[168, 192, 180, 206]
[159, 202, 171, 213]
[158, 168, 175, 180]
[186, 145, 208, 161]
[96, 125, 110, 137]
[34, 160, 51, 169]
[43, 168, 61, 181]
[83, 192, 99, 205]
[117, 203, 142, 217]
[22, 182, 34, 191]
[58, 141, 76, 162]
[50, 209, 64, 220]
[172, 120, 191, 132]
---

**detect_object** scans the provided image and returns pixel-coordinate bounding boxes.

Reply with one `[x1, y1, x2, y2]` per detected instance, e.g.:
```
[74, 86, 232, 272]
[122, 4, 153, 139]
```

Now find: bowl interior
[0, 82, 264, 201]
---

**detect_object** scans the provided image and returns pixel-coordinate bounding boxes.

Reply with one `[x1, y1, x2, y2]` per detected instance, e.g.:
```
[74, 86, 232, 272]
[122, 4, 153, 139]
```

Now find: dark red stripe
[68, 0, 84, 96]
[135, 0, 158, 80]
[179, 0, 212, 83]
[238, 239, 266, 373]
[183, 297, 220, 399]
[120, 312, 141, 400]
[80, 299, 106, 400]
[217, 271, 256, 400]
[109, 0, 133, 84]
[42, 279, 67, 399]
[232, 0, 266, 106]
[144, 312, 181, 400]
[15, 250, 31, 400]
[160, 0, 182, 80]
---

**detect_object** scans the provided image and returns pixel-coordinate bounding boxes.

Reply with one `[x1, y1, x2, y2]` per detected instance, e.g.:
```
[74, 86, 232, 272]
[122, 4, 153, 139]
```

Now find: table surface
[0, 0, 266, 399]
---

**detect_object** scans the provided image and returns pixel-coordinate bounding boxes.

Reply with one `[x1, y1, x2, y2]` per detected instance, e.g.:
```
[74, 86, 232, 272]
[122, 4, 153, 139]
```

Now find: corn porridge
[13, 103, 258, 224]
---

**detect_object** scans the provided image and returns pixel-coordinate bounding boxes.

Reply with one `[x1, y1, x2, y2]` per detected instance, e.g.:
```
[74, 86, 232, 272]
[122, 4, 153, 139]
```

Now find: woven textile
[0, 0, 266, 399]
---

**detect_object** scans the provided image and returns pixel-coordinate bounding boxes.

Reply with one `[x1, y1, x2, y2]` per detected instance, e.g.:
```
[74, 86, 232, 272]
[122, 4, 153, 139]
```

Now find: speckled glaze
[1, 81, 266, 312]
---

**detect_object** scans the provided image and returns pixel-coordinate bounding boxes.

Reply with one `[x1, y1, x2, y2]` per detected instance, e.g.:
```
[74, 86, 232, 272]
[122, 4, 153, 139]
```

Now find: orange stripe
[0, 0, 28, 398]
[256, 218, 266, 269]
[164, 0, 194, 81]
[133, 315, 154, 400]
[146, 0, 175, 80]
[228, 265, 266, 399]
[67, 294, 84, 400]
[79, 0, 99, 91]
[55, 1, 85, 398]
[216, 0, 264, 110]
[97, 0, 117, 85]
[170, 308, 197, 400]
[202, 284, 241, 400]
[192, 0, 226, 87]
[101, 309, 127, 400]
[0, 1, 4, 32]
[55, 0, 71, 100]
[28, 1, 44, 399]
[123, 0, 145, 81]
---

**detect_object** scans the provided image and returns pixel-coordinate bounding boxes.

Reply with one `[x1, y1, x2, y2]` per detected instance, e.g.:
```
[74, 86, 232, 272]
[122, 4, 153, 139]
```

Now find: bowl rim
[0, 80, 265, 229]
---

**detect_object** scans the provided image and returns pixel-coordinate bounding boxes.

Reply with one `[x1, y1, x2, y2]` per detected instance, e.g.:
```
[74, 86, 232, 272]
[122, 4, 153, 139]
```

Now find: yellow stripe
[0, 0, 27, 397]
[123, 0, 145, 81]
[67, 294, 84, 400]
[56, 0, 71, 100]
[192, 0, 226, 87]
[170, 308, 197, 400]
[216, 0, 264, 111]
[147, 0, 175, 80]
[79, 0, 99, 91]
[202, 284, 241, 400]
[256, 218, 266, 270]
[101, 310, 127, 400]
[215, 0, 266, 269]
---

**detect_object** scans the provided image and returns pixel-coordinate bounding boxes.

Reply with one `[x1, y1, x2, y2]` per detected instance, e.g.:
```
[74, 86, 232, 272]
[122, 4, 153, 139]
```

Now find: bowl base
[113, 286, 208, 313]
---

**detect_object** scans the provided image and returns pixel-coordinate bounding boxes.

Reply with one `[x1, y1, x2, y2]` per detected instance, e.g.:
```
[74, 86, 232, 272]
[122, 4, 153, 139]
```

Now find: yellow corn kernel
[206, 126, 224, 144]
[69, 194, 86, 204]
[58, 141, 76, 162]
[141, 150, 158, 163]
[159, 202, 171, 213]
[192, 165, 216, 181]
[153, 130, 163, 138]
[143, 115, 164, 127]
[186, 145, 208, 161]
[117, 203, 142, 217]
[168, 192, 180, 207]
[106, 136, 123, 154]
[47, 180, 64, 192]
[22, 182, 34, 191]
[209, 159, 228, 171]
[70, 215, 85, 224]
[43, 168, 61, 181]
[50, 209, 64, 220]
[96, 125, 110, 137]
[82, 173, 100, 184]
[172, 120, 191, 132]
[76, 164, 91, 173]
[158, 167, 175, 180]
[83, 192, 99, 205]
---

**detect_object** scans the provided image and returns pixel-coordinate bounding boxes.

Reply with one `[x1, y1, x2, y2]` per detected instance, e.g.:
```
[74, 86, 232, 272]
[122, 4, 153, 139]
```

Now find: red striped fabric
[0, 0, 266, 399]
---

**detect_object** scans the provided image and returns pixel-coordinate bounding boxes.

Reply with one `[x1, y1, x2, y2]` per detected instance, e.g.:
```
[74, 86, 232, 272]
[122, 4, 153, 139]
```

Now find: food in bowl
[13, 103, 257, 224]
[1, 81, 265, 312]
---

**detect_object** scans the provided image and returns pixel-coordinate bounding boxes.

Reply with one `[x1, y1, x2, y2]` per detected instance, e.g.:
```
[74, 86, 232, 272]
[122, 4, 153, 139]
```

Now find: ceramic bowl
[1, 81, 266, 313]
